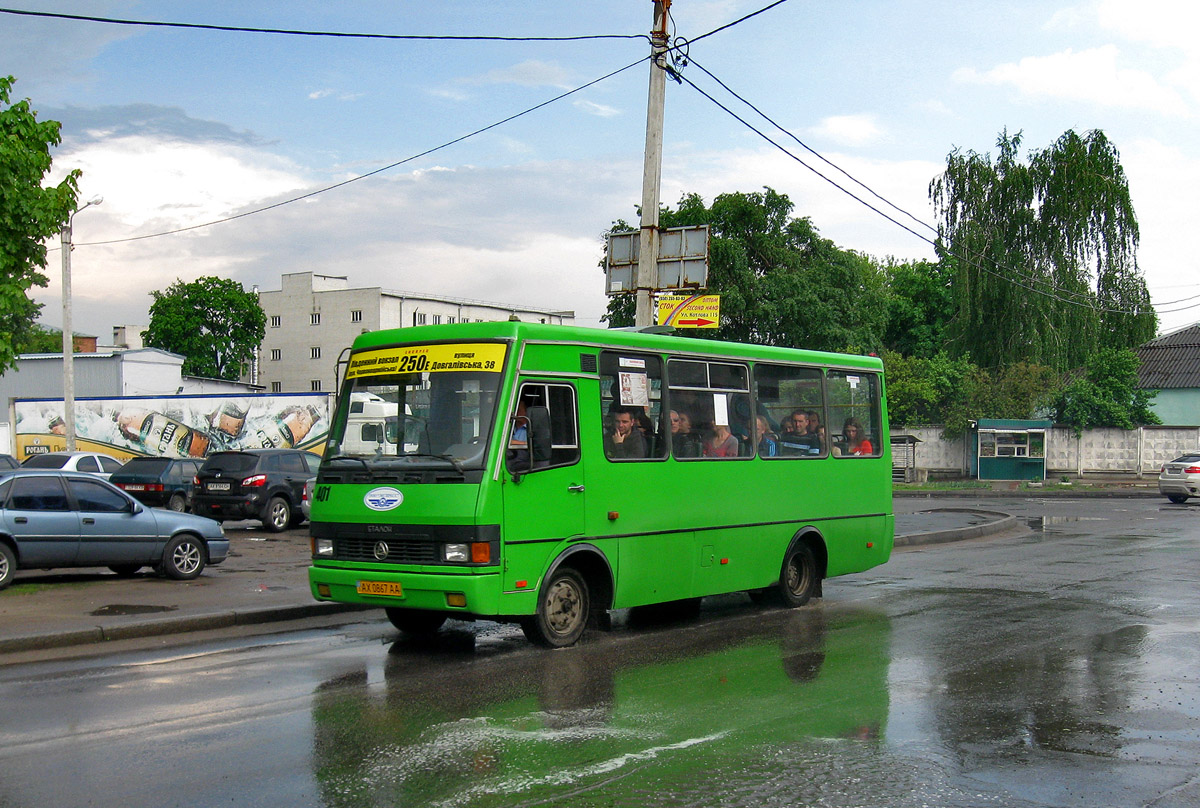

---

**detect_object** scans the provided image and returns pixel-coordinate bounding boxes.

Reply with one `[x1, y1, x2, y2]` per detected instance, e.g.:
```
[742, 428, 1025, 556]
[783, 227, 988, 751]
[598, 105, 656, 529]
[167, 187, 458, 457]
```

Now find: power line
[0, 6, 647, 43]
[76, 57, 649, 247]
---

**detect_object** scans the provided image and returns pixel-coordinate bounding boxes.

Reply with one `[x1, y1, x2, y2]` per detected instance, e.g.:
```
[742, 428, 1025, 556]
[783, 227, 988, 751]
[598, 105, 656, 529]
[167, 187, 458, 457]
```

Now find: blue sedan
[0, 469, 228, 590]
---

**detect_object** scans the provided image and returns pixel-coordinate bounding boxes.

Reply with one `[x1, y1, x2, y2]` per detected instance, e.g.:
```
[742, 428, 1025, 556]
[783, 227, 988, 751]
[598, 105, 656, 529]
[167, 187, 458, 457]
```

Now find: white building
[256, 272, 575, 393]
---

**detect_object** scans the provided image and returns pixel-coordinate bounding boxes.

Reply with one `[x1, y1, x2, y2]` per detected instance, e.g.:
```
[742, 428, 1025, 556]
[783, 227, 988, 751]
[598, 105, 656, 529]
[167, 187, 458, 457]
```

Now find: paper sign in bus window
[619, 372, 650, 407]
[712, 393, 729, 426]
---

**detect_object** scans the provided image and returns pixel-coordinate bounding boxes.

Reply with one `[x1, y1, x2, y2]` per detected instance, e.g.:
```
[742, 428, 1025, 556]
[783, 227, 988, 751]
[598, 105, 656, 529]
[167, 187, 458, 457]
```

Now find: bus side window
[509, 382, 580, 473]
[827, 371, 882, 457]
[754, 363, 826, 458]
[599, 352, 667, 462]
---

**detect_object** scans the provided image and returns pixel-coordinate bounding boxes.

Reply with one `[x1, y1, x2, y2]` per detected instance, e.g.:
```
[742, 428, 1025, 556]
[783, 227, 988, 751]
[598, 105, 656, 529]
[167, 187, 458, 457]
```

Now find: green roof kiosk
[971, 418, 1051, 481]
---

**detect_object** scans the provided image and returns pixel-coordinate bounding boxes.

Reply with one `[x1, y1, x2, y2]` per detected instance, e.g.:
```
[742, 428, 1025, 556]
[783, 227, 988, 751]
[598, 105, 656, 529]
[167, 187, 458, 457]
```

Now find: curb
[895, 488, 1160, 499]
[0, 602, 373, 654]
[894, 507, 1016, 548]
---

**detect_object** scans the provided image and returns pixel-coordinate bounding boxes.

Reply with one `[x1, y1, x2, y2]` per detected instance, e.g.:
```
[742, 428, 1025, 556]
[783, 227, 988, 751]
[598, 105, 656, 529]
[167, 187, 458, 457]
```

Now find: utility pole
[635, 0, 670, 328]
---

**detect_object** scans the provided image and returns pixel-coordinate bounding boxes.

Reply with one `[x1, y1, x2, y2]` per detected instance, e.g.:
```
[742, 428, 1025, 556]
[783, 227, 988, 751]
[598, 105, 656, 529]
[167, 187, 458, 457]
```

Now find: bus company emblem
[373, 541, 390, 560]
[364, 487, 404, 511]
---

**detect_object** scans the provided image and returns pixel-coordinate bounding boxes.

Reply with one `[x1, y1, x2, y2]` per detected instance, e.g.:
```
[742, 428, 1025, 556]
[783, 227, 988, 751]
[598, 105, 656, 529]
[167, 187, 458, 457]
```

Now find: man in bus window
[605, 406, 647, 459]
[778, 410, 821, 455]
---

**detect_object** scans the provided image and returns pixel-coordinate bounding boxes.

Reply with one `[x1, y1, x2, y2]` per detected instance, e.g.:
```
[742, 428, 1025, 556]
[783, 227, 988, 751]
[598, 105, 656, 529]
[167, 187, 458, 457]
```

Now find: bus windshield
[324, 342, 507, 471]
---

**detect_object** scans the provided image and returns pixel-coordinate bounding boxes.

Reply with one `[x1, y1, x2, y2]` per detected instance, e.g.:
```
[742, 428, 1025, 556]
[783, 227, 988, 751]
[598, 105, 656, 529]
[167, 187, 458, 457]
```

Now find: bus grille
[337, 537, 437, 564]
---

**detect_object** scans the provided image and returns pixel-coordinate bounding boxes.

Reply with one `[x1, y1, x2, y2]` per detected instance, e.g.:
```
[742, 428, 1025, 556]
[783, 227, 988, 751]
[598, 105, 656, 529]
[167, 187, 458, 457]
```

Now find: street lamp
[60, 195, 102, 452]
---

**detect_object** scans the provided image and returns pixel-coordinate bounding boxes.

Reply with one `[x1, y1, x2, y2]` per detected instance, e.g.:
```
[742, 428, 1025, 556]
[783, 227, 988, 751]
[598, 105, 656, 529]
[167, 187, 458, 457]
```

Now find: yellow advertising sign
[657, 294, 720, 328]
[346, 343, 507, 379]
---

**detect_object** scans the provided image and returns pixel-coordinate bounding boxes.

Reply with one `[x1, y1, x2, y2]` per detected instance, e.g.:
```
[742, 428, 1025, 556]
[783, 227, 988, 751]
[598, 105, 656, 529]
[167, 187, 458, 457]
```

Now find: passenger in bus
[670, 409, 701, 458]
[605, 407, 647, 459]
[779, 410, 821, 455]
[506, 400, 529, 470]
[703, 422, 739, 458]
[755, 415, 779, 457]
[842, 417, 874, 455]
[806, 409, 826, 448]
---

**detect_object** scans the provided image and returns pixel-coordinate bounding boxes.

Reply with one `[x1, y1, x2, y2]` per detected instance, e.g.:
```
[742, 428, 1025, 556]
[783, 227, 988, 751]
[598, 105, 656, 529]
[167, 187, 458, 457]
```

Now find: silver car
[1158, 453, 1200, 504]
[0, 469, 228, 590]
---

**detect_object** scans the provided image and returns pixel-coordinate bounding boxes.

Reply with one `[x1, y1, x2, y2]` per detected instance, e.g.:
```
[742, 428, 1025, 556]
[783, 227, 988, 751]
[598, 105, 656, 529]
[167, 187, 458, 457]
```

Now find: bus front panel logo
[364, 487, 404, 511]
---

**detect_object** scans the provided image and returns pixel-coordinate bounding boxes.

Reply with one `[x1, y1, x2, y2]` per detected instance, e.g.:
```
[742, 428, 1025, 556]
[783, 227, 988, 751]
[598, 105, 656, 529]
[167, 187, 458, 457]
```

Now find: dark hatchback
[110, 457, 203, 512]
[192, 449, 320, 532]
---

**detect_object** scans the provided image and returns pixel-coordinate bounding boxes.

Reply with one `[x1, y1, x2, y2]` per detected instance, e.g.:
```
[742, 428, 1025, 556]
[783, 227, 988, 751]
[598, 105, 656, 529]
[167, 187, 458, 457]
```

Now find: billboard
[13, 393, 332, 462]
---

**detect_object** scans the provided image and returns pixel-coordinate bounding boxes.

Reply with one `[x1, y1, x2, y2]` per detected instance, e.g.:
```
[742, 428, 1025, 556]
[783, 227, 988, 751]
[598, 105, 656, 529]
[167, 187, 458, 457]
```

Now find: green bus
[308, 321, 893, 646]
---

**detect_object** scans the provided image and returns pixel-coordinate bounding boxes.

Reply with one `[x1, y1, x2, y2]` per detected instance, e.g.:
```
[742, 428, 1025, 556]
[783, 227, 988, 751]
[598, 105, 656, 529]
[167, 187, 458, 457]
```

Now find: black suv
[110, 457, 203, 511]
[192, 449, 320, 532]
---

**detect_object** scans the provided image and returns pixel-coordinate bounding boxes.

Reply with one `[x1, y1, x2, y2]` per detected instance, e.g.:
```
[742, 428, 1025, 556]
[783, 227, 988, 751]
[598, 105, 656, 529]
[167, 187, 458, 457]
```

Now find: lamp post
[60, 195, 102, 452]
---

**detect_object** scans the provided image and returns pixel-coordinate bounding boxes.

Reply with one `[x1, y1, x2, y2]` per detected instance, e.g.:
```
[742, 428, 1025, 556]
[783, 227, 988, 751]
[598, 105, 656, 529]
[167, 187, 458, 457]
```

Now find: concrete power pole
[634, 0, 670, 328]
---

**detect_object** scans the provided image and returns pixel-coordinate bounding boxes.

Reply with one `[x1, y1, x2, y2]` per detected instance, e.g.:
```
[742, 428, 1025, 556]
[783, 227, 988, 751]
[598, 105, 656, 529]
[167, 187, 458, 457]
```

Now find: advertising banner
[13, 393, 332, 462]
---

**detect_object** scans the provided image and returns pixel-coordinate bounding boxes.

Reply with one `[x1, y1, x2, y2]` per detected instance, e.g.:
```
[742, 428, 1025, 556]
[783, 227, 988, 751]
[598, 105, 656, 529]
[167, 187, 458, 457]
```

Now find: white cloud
[954, 45, 1189, 116]
[573, 99, 621, 118]
[808, 114, 884, 147]
[468, 60, 571, 88]
[1094, 0, 1200, 49]
[308, 89, 334, 100]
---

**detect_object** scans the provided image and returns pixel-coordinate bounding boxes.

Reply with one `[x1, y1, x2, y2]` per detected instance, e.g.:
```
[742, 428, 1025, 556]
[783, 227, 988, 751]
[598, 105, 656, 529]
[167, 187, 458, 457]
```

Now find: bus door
[501, 381, 585, 587]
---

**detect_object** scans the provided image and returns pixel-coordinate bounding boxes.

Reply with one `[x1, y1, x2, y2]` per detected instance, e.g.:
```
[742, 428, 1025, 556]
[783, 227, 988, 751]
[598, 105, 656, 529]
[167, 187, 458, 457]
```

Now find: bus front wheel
[776, 542, 819, 607]
[385, 608, 447, 636]
[522, 567, 590, 648]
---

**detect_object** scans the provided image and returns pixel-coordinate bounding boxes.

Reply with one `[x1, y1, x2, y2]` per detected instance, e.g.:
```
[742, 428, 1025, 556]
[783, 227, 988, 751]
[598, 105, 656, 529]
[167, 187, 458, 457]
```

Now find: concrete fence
[895, 425, 1200, 479]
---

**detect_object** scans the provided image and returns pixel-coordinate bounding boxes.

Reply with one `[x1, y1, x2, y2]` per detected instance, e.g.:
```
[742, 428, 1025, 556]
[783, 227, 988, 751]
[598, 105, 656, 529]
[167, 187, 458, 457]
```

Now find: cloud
[953, 45, 1189, 116]
[808, 114, 884, 147]
[45, 104, 265, 147]
[1094, 0, 1200, 49]
[467, 59, 571, 88]
[573, 99, 621, 118]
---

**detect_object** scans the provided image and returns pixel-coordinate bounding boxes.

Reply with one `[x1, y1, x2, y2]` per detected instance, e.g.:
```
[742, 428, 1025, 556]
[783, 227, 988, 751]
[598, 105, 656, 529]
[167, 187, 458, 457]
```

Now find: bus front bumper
[308, 564, 509, 616]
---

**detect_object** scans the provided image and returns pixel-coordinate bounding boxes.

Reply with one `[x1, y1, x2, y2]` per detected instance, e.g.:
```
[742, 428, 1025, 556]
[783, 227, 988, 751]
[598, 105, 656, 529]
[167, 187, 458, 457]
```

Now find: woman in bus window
[755, 415, 778, 458]
[703, 423, 739, 458]
[843, 417, 874, 456]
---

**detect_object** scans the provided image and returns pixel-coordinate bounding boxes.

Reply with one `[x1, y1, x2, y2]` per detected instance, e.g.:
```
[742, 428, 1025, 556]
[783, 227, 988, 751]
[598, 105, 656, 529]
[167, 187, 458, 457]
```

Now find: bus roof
[349, 321, 884, 371]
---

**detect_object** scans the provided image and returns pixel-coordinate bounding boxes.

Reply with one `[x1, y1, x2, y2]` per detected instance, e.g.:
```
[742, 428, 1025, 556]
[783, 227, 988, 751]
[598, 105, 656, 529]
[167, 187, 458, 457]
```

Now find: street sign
[657, 294, 720, 328]
[605, 225, 710, 294]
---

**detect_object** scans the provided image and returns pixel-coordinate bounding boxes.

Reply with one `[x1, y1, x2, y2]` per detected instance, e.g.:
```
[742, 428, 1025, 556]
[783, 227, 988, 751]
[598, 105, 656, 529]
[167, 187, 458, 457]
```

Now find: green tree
[1051, 347, 1160, 432]
[929, 129, 1157, 371]
[605, 189, 887, 353]
[14, 323, 68, 354]
[0, 75, 79, 371]
[881, 259, 954, 358]
[143, 277, 266, 380]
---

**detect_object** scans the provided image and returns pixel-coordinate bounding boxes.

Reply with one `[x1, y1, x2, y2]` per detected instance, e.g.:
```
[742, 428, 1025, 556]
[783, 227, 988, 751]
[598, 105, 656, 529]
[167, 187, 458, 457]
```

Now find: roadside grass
[1, 580, 97, 596]
[893, 480, 990, 492]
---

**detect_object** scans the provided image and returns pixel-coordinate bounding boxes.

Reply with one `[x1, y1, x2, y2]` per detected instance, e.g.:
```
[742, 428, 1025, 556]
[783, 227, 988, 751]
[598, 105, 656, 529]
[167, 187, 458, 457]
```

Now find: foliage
[1051, 348, 1160, 432]
[14, 323, 68, 354]
[0, 76, 79, 372]
[143, 277, 266, 380]
[604, 189, 887, 353]
[884, 351, 1058, 437]
[929, 128, 1157, 371]
[881, 259, 954, 358]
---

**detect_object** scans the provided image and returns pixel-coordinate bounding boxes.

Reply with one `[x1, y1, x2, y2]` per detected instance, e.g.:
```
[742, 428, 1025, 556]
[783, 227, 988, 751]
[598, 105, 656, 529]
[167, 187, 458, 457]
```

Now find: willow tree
[929, 129, 1156, 371]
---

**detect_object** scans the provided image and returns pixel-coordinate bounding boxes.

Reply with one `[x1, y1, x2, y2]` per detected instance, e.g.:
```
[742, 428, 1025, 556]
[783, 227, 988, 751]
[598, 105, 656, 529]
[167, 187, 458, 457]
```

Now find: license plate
[207, 481, 231, 492]
[357, 580, 403, 597]
[123, 484, 145, 491]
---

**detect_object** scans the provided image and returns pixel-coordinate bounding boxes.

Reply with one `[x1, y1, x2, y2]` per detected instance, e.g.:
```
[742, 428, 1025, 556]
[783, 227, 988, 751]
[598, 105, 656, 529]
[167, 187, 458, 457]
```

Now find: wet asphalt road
[0, 496, 1198, 808]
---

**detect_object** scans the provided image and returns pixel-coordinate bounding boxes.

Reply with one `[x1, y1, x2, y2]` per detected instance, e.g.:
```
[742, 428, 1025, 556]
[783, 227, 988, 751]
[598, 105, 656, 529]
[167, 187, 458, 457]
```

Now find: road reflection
[310, 607, 891, 807]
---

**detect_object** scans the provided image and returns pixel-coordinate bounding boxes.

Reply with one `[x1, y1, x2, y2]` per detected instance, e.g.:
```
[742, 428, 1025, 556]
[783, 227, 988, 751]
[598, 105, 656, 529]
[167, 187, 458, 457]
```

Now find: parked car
[302, 476, 315, 521]
[22, 451, 124, 480]
[110, 457, 203, 512]
[0, 469, 228, 590]
[0, 455, 19, 470]
[1158, 453, 1200, 504]
[192, 449, 320, 532]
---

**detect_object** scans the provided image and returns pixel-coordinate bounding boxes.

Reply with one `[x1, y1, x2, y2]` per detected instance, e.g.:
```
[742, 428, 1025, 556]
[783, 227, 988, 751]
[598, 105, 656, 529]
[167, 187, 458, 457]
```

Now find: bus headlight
[443, 543, 469, 562]
[315, 538, 334, 556]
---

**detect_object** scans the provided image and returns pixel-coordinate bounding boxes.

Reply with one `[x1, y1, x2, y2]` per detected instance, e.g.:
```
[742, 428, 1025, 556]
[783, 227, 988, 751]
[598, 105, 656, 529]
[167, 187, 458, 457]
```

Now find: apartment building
[256, 272, 575, 393]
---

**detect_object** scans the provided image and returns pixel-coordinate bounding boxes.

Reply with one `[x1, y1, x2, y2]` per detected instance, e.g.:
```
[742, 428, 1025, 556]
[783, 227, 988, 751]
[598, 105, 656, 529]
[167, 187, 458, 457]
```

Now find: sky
[4, 0, 1199, 341]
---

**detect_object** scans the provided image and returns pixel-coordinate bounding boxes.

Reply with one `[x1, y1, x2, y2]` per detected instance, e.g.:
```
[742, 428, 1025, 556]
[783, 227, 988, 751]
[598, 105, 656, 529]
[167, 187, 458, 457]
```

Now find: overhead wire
[0, 7, 647, 43]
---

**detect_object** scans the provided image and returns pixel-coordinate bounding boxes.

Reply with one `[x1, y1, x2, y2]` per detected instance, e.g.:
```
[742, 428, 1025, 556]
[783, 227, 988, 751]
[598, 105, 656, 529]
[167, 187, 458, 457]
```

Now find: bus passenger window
[667, 359, 751, 460]
[827, 371, 882, 457]
[599, 352, 667, 462]
[754, 364, 826, 458]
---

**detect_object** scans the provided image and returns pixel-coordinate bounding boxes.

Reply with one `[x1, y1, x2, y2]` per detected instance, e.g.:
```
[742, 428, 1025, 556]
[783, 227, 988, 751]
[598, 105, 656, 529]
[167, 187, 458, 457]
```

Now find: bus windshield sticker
[619, 357, 646, 369]
[618, 372, 650, 407]
[347, 343, 507, 380]
[712, 393, 729, 426]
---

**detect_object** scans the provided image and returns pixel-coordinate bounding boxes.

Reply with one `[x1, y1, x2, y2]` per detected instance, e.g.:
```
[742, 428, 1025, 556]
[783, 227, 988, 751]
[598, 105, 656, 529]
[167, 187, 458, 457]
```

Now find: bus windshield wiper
[402, 452, 465, 475]
[324, 455, 369, 468]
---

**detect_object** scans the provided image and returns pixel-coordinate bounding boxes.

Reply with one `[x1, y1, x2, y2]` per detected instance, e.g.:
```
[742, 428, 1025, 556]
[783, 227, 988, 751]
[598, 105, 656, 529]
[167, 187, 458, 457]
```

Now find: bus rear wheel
[522, 567, 589, 648]
[776, 542, 819, 607]
[385, 608, 447, 636]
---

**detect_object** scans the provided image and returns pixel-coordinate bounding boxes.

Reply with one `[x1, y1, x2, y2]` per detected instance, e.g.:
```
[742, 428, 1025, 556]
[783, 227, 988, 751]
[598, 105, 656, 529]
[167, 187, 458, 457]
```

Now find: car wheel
[167, 493, 187, 512]
[263, 496, 290, 533]
[0, 543, 15, 591]
[1167, 493, 1189, 504]
[162, 534, 206, 580]
[108, 564, 142, 576]
[385, 608, 448, 636]
[521, 567, 589, 648]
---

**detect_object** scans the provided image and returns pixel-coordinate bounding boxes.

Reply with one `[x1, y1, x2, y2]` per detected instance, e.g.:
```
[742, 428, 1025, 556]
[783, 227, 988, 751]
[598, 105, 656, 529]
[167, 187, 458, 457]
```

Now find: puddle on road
[1026, 516, 1110, 531]
[90, 604, 179, 616]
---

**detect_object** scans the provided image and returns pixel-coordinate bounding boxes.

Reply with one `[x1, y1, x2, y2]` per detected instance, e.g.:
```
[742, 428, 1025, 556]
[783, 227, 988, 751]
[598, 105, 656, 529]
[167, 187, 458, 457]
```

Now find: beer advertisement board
[13, 393, 331, 461]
